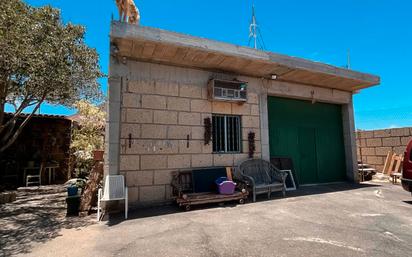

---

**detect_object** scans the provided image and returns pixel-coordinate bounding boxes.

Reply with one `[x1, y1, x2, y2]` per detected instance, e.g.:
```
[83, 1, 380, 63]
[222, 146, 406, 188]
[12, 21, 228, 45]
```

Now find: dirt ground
[2, 182, 412, 257]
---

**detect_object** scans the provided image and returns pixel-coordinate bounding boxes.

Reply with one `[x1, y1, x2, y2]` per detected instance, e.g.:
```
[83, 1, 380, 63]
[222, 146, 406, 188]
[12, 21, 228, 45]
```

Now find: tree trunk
[0, 79, 7, 128]
[79, 161, 104, 215]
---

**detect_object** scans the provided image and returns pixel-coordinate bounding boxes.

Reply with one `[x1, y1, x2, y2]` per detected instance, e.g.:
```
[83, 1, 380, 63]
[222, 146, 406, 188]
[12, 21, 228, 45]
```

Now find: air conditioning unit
[208, 79, 248, 103]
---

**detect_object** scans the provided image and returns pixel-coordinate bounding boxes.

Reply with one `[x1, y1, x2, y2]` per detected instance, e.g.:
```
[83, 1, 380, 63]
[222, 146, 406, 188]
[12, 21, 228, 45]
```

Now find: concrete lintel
[267, 80, 352, 105]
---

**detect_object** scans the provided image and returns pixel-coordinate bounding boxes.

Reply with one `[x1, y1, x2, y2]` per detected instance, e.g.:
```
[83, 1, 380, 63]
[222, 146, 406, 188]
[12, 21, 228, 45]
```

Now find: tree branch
[0, 94, 46, 153]
[0, 97, 32, 135]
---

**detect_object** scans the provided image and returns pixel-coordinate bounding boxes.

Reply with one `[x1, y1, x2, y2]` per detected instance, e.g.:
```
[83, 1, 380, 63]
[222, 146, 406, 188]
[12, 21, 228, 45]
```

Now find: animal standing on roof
[115, 0, 140, 25]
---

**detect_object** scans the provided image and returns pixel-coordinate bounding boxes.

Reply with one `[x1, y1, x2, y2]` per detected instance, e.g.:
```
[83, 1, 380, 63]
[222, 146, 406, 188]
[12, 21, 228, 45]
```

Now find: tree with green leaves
[0, 0, 104, 153]
[71, 100, 105, 176]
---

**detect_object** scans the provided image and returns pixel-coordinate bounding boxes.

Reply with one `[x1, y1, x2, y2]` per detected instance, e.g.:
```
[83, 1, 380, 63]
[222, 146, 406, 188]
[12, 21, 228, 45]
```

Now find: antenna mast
[249, 5, 258, 49]
[248, 4, 265, 50]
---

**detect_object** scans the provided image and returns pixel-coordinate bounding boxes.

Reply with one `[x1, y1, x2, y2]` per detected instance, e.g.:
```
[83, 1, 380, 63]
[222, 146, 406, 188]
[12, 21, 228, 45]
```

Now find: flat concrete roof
[110, 21, 380, 92]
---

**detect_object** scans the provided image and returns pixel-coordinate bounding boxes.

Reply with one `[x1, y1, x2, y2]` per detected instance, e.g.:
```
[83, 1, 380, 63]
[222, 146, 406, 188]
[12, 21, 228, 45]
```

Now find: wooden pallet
[383, 151, 404, 184]
[382, 151, 394, 175]
[171, 167, 249, 211]
[176, 191, 248, 211]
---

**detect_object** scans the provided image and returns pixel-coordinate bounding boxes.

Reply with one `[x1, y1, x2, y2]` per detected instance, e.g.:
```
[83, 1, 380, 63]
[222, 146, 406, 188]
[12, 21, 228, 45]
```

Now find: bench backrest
[104, 175, 125, 199]
[239, 159, 272, 184]
[173, 170, 193, 193]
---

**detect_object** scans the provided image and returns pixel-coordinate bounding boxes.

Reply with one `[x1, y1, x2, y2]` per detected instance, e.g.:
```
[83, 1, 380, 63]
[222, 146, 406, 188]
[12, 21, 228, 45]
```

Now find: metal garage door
[268, 96, 346, 185]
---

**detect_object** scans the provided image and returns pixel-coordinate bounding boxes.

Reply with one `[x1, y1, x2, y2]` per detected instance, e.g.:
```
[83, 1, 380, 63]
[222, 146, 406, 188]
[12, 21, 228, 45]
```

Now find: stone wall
[1, 115, 72, 187]
[356, 127, 412, 171]
[118, 61, 262, 205]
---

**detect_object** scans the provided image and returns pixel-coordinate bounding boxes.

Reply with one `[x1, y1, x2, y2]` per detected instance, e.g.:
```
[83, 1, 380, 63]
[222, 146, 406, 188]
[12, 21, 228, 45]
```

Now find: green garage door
[268, 96, 346, 185]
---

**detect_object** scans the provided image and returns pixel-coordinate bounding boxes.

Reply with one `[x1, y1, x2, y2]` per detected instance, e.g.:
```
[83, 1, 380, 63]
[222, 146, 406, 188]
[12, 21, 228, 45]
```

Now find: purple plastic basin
[215, 177, 236, 195]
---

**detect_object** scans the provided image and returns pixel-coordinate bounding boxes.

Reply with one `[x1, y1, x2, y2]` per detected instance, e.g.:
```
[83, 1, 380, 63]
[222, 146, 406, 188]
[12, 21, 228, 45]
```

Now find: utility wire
[257, 27, 266, 50]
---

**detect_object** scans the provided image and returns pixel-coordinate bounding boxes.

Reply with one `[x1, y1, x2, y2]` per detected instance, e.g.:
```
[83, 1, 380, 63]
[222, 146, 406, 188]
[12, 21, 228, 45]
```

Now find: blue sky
[21, 0, 412, 130]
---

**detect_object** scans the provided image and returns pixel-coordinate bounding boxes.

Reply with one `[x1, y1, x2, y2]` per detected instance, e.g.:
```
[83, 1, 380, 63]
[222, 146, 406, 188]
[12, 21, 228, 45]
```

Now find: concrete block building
[106, 21, 380, 206]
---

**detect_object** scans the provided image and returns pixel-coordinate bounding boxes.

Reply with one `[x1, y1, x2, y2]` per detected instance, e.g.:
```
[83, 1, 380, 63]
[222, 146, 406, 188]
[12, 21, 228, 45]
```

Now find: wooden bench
[171, 167, 248, 211]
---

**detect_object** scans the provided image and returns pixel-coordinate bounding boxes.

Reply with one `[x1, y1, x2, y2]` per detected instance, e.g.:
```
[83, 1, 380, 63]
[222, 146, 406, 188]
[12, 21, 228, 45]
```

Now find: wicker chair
[239, 159, 287, 202]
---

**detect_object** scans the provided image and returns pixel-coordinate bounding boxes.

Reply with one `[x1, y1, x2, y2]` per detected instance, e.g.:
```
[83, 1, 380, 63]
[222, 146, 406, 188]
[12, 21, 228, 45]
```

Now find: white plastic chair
[25, 167, 42, 187]
[97, 175, 128, 221]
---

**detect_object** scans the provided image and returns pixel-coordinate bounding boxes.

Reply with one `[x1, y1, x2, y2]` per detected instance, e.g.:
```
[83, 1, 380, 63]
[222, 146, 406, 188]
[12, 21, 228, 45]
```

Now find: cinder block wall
[356, 127, 412, 171]
[118, 61, 262, 206]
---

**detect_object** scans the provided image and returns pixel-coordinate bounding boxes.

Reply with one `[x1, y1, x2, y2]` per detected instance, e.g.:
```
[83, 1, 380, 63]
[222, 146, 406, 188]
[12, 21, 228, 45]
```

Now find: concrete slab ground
[11, 182, 412, 257]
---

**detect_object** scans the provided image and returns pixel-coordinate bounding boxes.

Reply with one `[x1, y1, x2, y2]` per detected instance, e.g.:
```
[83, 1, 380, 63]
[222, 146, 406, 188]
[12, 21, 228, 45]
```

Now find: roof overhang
[5, 113, 69, 120]
[110, 21, 380, 92]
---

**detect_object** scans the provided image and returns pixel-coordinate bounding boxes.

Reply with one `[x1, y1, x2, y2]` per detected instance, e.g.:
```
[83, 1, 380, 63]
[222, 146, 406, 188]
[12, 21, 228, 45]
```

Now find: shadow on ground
[285, 182, 381, 198]
[0, 186, 96, 257]
[106, 182, 382, 226]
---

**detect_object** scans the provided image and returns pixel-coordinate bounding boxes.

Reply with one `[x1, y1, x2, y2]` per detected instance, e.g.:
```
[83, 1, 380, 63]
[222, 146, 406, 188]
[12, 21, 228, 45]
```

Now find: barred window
[212, 114, 241, 153]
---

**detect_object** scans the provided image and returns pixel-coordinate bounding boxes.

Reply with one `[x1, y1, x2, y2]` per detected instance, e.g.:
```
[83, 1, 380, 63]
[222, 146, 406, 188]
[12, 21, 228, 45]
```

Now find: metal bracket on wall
[187, 135, 190, 148]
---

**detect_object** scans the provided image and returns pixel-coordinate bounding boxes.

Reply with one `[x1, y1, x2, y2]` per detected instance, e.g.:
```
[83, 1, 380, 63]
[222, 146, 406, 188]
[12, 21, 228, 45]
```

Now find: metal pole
[249, 5, 258, 49]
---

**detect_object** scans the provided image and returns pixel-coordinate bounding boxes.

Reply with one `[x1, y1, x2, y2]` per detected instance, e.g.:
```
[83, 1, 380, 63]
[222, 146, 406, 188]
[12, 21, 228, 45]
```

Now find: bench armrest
[269, 168, 287, 184]
[241, 174, 256, 187]
[279, 170, 288, 184]
[170, 172, 183, 197]
[170, 173, 179, 190]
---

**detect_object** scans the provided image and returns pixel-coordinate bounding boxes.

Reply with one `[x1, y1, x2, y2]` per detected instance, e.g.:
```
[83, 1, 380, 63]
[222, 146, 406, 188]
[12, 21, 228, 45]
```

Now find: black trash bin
[66, 195, 81, 216]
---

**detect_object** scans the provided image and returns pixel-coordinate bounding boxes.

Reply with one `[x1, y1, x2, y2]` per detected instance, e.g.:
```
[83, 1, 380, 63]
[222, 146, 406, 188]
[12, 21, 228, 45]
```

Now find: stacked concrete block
[118, 62, 262, 206]
[356, 127, 412, 172]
